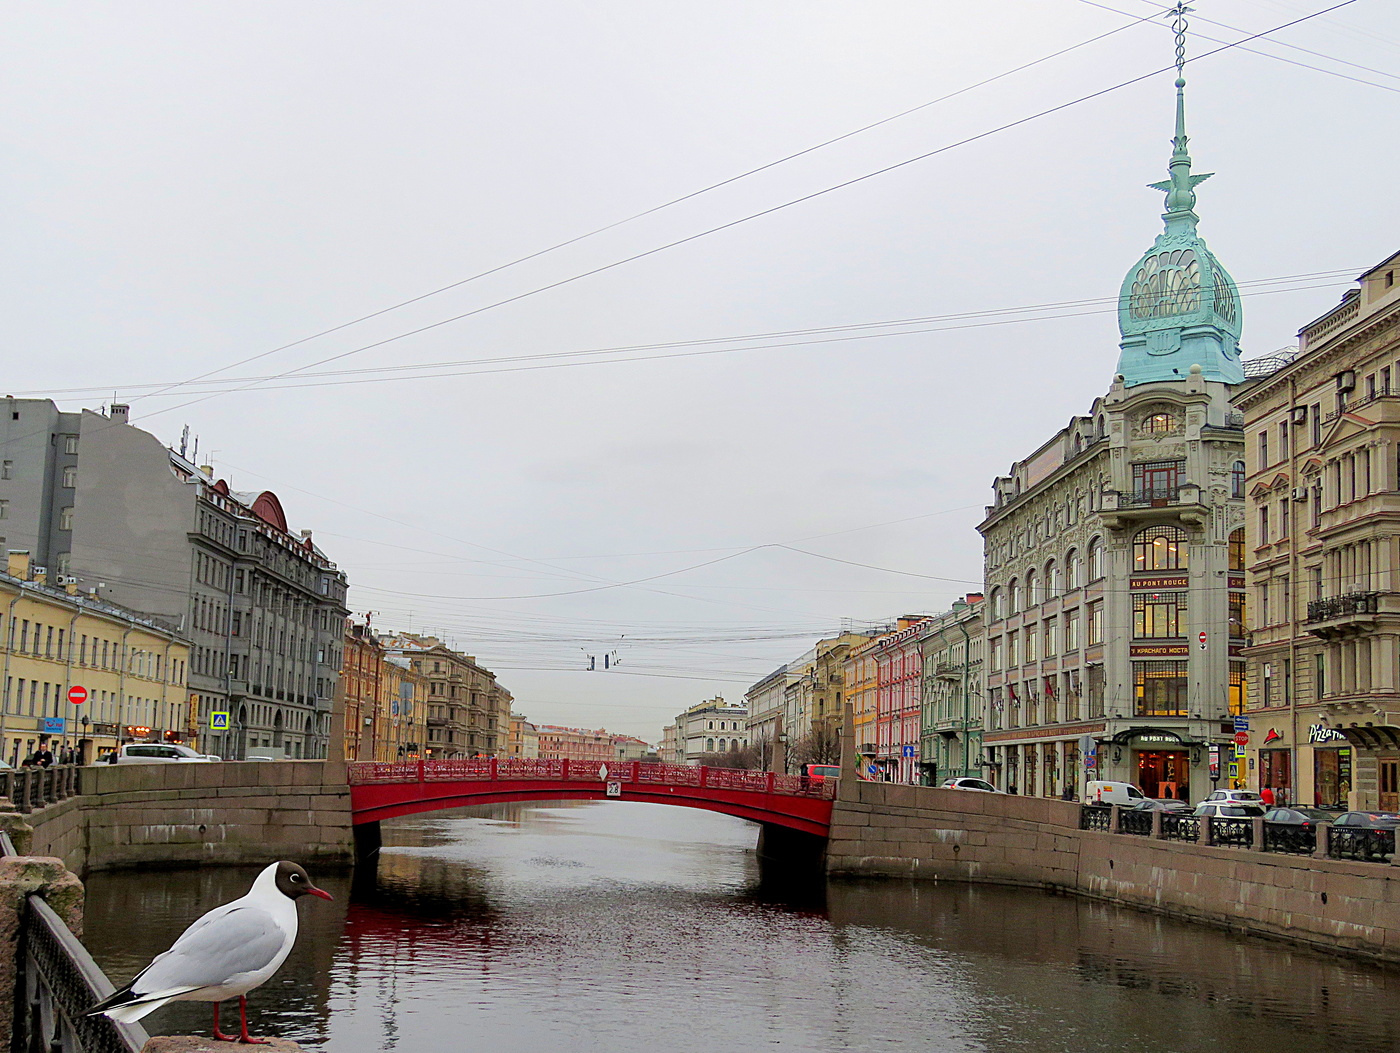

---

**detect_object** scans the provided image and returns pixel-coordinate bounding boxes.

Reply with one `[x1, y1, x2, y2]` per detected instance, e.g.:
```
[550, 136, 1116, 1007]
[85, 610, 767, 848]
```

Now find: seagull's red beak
[307, 886, 333, 901]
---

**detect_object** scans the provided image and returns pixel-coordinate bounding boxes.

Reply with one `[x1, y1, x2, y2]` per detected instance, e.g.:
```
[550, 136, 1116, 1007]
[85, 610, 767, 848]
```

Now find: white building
[675, 696, 748, 764]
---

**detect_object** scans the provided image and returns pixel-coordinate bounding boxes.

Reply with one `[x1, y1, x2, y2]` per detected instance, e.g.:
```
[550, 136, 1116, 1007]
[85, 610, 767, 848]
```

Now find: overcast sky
[4, 1, 1398, 740]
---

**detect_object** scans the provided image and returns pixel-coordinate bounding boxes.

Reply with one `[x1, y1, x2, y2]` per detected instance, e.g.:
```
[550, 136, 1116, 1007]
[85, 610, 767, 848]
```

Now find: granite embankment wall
[828, 781, 1400, 963]
[22, 761, 354, 873]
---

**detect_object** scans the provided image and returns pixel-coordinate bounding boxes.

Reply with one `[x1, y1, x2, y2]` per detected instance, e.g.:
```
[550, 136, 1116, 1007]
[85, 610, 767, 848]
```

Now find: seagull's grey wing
[132, 906, 286, 995]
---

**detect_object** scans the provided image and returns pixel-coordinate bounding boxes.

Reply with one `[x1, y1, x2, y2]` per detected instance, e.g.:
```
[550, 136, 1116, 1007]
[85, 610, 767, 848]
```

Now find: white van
[1086, 780, 1146, 806]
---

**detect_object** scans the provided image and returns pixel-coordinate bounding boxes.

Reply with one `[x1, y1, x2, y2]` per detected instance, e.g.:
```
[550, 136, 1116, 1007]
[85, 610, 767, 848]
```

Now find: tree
[789, 719, 841, 769]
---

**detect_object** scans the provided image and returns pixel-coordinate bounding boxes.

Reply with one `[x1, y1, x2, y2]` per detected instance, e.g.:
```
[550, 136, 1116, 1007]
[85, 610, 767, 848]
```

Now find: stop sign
[1234, 731, 1249, 746]
[67, 686, 87, 705]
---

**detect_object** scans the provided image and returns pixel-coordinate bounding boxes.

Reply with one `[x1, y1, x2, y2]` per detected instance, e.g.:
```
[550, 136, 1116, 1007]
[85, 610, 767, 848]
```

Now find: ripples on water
[83, 801, 1400, 1052]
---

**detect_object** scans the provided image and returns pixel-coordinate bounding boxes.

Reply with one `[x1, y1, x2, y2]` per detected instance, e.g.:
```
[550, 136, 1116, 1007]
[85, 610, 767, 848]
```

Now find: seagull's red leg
[237, 995, 270, 1045]
[212, 1001, 238, 1042]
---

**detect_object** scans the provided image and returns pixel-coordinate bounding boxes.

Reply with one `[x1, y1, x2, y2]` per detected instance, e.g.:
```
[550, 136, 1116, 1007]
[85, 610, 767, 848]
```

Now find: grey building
[0, 399, 348, 758]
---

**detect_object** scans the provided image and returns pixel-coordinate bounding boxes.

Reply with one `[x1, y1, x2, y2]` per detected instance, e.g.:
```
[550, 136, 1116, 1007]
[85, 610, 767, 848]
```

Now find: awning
[1338, 725, 1400, 750]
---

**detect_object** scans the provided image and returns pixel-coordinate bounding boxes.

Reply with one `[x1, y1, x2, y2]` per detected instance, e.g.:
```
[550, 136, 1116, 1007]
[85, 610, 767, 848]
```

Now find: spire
[1146, 4, 1211, 230]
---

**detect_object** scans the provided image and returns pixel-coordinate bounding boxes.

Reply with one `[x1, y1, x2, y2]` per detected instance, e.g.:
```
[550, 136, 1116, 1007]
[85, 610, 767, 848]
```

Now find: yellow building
[1, 552, 190, 765]
[379, 653, 429, 762]
[844, 637, 883, 770]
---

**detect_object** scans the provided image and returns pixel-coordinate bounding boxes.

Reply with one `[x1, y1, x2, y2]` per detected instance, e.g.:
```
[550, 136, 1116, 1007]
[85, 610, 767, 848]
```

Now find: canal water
[83, 801, 1400, 1052]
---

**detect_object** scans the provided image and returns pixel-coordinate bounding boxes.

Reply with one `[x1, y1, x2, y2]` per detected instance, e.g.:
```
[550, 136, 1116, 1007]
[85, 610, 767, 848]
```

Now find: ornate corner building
[1235, 252, 1400, 810]
[978, 48, 1250, 800]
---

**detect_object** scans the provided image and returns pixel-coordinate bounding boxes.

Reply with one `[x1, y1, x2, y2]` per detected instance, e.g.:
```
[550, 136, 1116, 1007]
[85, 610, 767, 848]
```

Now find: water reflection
[82, 801, 1399, 1052]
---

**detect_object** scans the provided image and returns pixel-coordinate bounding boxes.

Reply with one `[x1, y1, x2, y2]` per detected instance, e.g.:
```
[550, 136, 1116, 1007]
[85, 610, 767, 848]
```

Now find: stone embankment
[828, 781, 1400, 963]
[25, 761, 354, 873]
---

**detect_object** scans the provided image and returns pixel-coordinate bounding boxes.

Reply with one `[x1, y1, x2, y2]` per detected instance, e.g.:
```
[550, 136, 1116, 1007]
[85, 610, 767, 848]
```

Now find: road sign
[1234, 744, 1246, 759]
[605, 781, 622, 798]
[597, 764, 609, 781]
[66, 686, 87, 705]
[1078, 734, 1096, 753]
[1084, 752, 1097, 769]
[901, 744, 916, 758]
[1234, 732, 1249, 746]
[209, 711, 230, 731]
[41, 718, 65, 735]
[1197, 631, 1208, 650]
[1233, 716, 1250, 732]
[867, 764, 879, 776]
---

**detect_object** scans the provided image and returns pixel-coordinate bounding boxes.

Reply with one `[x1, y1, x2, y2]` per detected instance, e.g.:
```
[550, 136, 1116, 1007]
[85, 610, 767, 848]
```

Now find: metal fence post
[1314, 821, 1331, 859]
[1151, 809, 1163, 839]
[1198, 816, 1212, 846]
[1251, 817, 1265, 850]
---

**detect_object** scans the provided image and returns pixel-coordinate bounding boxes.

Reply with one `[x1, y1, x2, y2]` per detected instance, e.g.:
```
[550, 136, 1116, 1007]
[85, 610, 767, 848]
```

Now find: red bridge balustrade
[348, 759, 836, 837]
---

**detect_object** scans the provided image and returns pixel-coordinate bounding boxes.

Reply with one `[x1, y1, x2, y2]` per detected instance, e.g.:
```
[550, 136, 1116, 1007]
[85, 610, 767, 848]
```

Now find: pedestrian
[32, 745, 54, 768]
[1260, 785, 1275, 807]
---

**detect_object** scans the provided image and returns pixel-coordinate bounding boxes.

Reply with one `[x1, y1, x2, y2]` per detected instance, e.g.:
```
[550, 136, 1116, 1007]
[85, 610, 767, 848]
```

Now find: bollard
[1150, 809, 1163, 839]
[1109, 804, 1120, 833]
[1251, 816, 1265, 850]
[1197, 815, 1212, 846]
[1314, 821, 1331, 860]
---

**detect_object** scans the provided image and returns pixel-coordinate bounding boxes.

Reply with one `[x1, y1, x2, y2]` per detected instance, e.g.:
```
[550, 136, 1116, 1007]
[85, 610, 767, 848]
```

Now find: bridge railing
[347, 759, 837, 799]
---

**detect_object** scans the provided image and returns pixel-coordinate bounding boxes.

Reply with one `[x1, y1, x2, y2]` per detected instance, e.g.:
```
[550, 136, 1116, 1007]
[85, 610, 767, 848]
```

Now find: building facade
[508, 713, 540, 759]
[338, 621, 384, 762]
[676, 696, 748, 764]
[658, 723, 680, 763]
[919, 595, 986, 786]
[871, 617, 930, 783]
[0, 402, 349, 760]
[979, 63, 1243, 801]
[380, 633, 511, 758]
[380, 654, 429, 762]
[1, 552, 191, 764]
[1237, 251, 1400, 810]
[536, 725, 615, 767]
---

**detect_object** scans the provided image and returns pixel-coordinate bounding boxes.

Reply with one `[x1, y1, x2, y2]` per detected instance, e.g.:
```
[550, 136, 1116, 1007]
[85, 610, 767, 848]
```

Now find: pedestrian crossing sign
[209, 711, 230, 730]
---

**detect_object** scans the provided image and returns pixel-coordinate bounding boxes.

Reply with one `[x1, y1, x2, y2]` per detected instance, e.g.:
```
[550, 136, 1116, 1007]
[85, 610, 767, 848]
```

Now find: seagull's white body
[100, 862, 301, 1023]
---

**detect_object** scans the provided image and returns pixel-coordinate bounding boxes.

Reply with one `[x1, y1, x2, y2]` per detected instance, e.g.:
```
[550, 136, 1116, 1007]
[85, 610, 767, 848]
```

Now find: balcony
[1100, 484, 1208, 530]
[1307, 592, 1384, 638]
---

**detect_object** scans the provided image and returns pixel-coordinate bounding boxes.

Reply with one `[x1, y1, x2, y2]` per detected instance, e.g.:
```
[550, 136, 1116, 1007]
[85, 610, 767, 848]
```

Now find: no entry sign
[67, 686, 88, 705]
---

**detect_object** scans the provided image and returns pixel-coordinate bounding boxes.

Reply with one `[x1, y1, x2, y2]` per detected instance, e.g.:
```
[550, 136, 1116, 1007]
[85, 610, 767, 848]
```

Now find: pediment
[1319, 411, 1375, 451]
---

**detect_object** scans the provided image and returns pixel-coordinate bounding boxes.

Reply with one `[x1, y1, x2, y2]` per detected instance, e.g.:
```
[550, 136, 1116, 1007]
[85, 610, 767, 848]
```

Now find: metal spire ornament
[1147, 3, 1212, 225]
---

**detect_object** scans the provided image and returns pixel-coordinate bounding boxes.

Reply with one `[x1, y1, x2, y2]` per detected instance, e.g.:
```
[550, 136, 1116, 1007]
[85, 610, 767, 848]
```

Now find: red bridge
[348, 758, 835, 837]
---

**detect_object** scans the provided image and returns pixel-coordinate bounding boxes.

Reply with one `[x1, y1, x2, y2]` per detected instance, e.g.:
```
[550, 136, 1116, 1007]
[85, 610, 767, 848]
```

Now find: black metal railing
[1080, 805, 1112, 832]
[1210, 817, 1254, 848]
[1263, 822, 1317, 855]
[1328, 825, 1396, 863]
[0, 765, 81, 814]
[1122, 486, 1182, 508]
[1160, 813, 1200, 842]
[1118, 809, 1153, 836]
[1307, 592, 1380, 624]
[1, 808, 147, 1053]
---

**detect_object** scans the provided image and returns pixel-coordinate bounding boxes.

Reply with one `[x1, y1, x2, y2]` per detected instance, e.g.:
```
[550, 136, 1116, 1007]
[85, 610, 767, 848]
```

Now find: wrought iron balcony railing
[1307, 592, 1380, 624]
[1122, 486, 1182, 508]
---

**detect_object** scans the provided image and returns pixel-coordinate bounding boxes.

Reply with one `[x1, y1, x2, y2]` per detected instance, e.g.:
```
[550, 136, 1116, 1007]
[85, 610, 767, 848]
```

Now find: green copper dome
[1115, 67, 1243, 388]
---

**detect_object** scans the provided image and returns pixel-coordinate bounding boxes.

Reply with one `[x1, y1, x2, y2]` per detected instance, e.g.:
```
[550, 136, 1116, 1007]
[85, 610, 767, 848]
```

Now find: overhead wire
[133, 0, 1359, 424]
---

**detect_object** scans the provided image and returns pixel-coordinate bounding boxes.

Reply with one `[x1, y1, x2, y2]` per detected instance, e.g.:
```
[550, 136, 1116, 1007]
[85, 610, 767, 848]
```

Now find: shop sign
[1308, 724, 1348, 744]
[1132, 733, 1181, 745]
[1130, 643, 1189, 657]
[1131, 573, 1189, 590]
[1228, 574, 1245, 589]
[41, 718, 65, 735]
[1208, 744, 1220, 779]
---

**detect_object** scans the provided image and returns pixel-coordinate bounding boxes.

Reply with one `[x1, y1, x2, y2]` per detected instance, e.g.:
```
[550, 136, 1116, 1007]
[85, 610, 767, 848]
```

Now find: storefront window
[1133, 525, 1189, 572]
[1134, 661, 1187, 717]
[1314, 747, 1351, 810]
[1133, 592, 1187, 638]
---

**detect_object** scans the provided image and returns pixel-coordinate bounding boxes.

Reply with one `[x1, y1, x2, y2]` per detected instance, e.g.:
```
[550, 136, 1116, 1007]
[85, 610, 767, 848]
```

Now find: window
[1043, 617, 1057, 657]
[61, 466, 76, 488]
[1280, 420, 1290, 459]
[1311, 404, 1322, 447]
[63, 435, 78, 455]
[1087, 538, 1104, 582]
[59, 506, 73, 531]
[1133, 525, 1188, 571]
[1009, 578, 1020, 614]
[1025, 626, 1038, 663]
[1064, 609, 1080, 652]
[989, 636, 1002, 671]
[1065, 549, 1081, 590]
[1258, 431, 1269, 469]
[1133, 592, 1187, 638]
[1045, 560, 1060, 598]
[1230, 662, 1247, 714]
[1134, 661, 1188, 717]
[1228, 527, 1244, 571]
[1007, 631, 1019, 667]
[1229, 592, 1246, 638]
[1145, 411, 1177, 434]
[0, 461, 9, 479]
[1383, 367, 1392, 395]
[1087, 601, 1103, 645]
[0, 500, 6, 520]
[989, 587, 1004, 622]
[1231, 461, 1245, 499]
[1258, 506, 1270, 545]
[1025, 568, 1040, 606]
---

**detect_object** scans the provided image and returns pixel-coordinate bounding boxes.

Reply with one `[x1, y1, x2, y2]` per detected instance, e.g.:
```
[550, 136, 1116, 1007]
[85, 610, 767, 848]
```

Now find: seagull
[89, 860, 333, 1044]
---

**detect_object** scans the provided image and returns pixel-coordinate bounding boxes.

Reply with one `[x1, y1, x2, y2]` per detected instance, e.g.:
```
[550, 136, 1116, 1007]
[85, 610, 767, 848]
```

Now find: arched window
[1025, 568, 1038, 606]
[1133, 525, 1189, 571]
[989, 587, 1004, 621]
[1097, 415, 1107, 438]
[706, 738, 715, 752]
[1009, 578, 1020, 614]
[1229, 527, 1245, 571]
[717, 739, 726, 752]
[730, 740, 739, 752]
[1145, 410, 1178, 434]
[1065, 549, 1082, 591]
[1232, 461, 1245, 499]
[1087, 537, 1104, 582]
[1045, 560, 1060, 598]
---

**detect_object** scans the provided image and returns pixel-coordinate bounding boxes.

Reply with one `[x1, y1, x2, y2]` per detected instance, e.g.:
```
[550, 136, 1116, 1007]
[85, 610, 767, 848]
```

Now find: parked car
[1199, 789, 1264, 806]
[1194, 802, 1266, 819]
[109, 744, 221, 764]
[1131, 798, 1193, 813]
[1262, 807, 1340, 828]
[938, 777, 1002, 793]
[802, 764, 842, 781]
[1333, 811, 1400, 828]
[1086, 780, 1147, 806]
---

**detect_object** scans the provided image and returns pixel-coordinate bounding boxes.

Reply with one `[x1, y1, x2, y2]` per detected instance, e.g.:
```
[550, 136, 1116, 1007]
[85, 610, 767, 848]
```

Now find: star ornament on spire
[1146, 2, 1212, 221]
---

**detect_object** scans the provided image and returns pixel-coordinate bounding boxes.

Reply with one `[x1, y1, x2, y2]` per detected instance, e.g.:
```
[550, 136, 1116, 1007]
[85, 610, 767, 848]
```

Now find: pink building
[872, 617, 930, 783]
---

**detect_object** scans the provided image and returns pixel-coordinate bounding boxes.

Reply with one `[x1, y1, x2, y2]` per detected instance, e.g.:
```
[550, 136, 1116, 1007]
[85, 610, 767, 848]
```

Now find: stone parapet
[141, 1038, 304, 1052]
[828, 783, 1400, 963]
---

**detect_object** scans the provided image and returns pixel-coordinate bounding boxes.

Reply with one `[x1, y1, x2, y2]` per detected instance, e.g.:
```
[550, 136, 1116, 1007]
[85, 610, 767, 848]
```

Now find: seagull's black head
[274, 861, 333, 901]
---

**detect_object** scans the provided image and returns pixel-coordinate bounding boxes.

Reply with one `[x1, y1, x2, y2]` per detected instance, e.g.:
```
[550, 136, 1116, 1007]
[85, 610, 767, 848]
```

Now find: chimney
[110, 403, 130, 424]
[6, 550, 31, 580]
